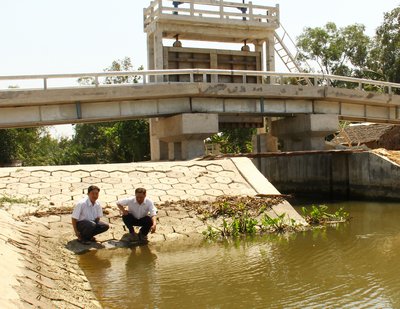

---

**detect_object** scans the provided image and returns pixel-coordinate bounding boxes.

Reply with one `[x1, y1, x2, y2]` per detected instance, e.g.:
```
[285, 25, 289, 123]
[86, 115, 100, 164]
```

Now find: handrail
[144, 0, 279, 27]
[1, 69, 399, 94]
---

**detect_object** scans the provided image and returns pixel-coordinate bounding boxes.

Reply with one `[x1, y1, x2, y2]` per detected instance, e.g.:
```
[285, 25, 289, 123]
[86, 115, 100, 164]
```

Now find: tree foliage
[0, 127, 70, 166]
[209, 128, 256, 154]
[369, 6, 400, 84]
[297, 22, 370, 77]
[67, 120, 149, 164]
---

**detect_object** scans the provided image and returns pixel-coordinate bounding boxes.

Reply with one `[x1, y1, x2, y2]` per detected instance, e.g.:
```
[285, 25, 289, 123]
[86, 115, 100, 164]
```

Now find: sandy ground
[0, 209, 101, 308]
[373, 149, 400, 166]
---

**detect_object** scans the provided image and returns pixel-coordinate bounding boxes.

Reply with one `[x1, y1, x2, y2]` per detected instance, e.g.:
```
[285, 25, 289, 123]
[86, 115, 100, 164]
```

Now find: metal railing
[1, 69, 400, 95]
[144, 0, 279, 28]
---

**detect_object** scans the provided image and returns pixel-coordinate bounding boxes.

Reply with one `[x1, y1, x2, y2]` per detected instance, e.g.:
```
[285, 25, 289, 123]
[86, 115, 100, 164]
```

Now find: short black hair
[135, 187, 146, 194]
[88, 185, 100, 193]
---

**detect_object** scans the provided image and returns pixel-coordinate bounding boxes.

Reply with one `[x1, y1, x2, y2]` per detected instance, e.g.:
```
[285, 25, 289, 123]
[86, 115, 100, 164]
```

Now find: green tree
[70, 120, 149, 164]
[209, 128, 256, 154]
[297, 22, 370, 77]
[0, 127, 66, 166]
[0, 129, 17, 164]
[368, 6, 400, 85]
[71, 57, 150, 163]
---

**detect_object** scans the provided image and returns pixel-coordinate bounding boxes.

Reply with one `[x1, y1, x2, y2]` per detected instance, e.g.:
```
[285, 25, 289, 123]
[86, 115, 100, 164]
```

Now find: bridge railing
[144, 0, 279, 29]
[1, 69, 399, 95]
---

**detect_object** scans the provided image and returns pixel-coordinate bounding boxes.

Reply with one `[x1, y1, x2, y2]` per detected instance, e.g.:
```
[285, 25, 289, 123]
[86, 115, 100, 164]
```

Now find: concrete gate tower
[144, 0, 280, 160]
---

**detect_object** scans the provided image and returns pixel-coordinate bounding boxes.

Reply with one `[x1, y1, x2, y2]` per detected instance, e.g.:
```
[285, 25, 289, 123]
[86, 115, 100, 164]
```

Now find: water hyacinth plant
[301, 204, 349, 225]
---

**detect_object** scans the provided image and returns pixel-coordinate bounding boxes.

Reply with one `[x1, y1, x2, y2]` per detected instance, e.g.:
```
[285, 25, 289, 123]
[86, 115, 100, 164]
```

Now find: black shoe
[78, 239, 91, 245]
[138, 231, 148, 243]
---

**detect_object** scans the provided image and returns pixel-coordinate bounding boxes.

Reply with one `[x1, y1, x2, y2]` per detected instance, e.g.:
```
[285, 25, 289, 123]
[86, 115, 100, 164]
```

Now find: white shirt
[117, 197, 157, 219]
[72, 196, 103, 222]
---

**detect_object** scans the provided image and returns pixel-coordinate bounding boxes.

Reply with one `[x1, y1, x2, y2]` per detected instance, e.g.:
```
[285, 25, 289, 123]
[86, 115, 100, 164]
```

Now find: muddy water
[78, 201, 400, 308]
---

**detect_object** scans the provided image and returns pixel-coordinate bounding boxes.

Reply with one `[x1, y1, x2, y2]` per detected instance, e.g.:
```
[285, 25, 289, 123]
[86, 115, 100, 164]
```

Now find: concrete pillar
[271, 114, 339, 151]
[147, 33, 155, 83]
[154, 28, 164, 83]
[149, 118, 160, 161]
[265, 34, 275, 72]
[252, 117, 278, 153]
[147, 33, 155, 70]
[252, 133, 279, 153]
[182, 140, 207, 160]
[210, 51, 218, 83]
[150, 113, 219, 161]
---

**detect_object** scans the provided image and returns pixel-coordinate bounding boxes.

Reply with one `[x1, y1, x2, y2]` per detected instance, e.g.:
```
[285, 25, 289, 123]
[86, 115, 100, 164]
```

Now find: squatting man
[116, 187, 157, 242]
[71, 185, 109, 245]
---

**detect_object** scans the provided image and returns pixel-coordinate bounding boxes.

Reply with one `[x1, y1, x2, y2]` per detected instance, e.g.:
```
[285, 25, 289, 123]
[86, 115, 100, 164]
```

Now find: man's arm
[71, 218, 81, 240]
[150, 216, 157, 233]
[117, 203, 129, 216]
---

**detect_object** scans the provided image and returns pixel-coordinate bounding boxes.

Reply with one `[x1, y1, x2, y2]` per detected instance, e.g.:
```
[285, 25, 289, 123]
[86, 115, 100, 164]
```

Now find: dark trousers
[122, 214, 152, 236]
[77, 220, 109, 241]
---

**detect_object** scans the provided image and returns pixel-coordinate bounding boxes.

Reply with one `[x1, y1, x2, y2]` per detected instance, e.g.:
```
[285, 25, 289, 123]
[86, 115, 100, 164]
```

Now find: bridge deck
[0, 70, 399, 128]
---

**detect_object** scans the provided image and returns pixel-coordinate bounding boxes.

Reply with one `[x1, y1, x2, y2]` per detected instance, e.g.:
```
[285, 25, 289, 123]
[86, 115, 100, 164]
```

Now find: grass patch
[0, 195, 32, 204]
[0, 194, 40, 207]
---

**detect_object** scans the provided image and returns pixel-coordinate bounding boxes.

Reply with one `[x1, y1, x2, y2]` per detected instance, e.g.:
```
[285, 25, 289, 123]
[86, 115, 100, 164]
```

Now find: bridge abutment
[150, 113, 219, 161]
[271, 114, 339, 151]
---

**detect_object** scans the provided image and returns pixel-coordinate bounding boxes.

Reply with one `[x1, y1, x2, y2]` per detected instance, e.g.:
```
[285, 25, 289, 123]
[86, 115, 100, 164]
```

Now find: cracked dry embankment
[0, 158, 305, 308]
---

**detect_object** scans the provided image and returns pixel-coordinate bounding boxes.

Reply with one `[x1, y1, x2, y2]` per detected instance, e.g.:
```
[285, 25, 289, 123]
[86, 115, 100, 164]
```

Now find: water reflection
[79, 201, 400, 308]
[124, 246, 159, 308]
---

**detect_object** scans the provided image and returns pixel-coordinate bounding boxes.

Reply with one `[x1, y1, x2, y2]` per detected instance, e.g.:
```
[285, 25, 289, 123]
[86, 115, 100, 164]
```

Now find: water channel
[78, 201, 400, 308]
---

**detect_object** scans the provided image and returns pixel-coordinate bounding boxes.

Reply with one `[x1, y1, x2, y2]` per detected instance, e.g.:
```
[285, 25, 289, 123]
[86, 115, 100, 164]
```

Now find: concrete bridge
[1, 69, 400, 160]
[1, 69, 400, 127]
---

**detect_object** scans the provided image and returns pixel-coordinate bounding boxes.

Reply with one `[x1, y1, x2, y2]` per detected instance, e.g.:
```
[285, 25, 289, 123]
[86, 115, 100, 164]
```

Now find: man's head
[135, 187, 146, 204]
[87, 185, 100, 203]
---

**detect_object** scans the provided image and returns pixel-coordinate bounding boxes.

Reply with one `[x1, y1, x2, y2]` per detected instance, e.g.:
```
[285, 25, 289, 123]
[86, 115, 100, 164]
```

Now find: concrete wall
[253, 151, 400, 201]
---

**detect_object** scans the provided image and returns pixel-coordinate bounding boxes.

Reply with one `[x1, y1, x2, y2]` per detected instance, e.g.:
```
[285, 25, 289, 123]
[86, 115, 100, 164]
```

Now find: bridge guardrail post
[94, 76, 99, 87]
[43, 78, 47, 90]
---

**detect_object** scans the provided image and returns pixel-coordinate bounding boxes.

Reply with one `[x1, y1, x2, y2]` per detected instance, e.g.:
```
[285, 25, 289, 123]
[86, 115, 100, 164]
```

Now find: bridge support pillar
[252, 133, 279, 153]
[150, 113, 219, 161]
[252, 117, 278, 153]
[271, 114, 339, 151]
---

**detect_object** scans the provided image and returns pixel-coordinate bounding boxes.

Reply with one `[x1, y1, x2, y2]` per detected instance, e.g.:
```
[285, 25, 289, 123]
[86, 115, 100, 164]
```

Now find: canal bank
[0, 158, 305, 308]
[252, 149, 400, 201]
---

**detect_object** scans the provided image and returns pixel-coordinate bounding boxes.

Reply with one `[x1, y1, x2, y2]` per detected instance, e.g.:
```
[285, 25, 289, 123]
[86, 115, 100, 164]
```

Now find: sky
[1, 0, 399, 137]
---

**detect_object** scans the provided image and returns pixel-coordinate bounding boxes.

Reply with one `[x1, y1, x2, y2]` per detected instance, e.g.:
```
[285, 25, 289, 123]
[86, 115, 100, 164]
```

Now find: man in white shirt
[71, 185, 109, 244]
[117, 187, 157, 242]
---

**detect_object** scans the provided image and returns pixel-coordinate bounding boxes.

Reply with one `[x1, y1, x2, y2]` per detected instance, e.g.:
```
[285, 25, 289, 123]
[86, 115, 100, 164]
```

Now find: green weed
[302, 204, 349, 225]
[0, 194, 39, 207]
